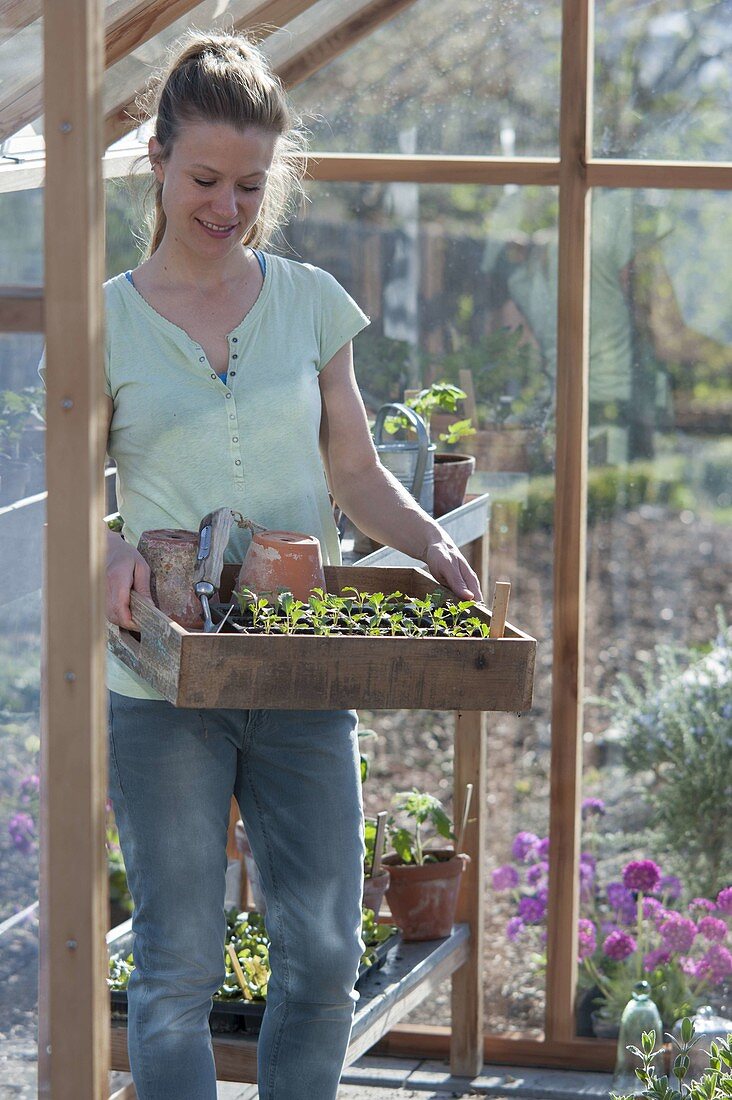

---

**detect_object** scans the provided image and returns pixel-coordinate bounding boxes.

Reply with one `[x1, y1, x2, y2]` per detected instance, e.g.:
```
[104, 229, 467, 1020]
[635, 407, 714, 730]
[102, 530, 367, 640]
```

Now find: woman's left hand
[424, 536, 483, 602]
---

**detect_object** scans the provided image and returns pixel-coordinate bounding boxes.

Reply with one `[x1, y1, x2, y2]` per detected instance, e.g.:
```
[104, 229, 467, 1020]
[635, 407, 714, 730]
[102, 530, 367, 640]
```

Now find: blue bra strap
[253, 249, 266, 277]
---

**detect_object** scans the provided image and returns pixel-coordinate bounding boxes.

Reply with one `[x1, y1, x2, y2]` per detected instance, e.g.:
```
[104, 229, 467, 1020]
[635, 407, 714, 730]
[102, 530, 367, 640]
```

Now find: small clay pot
[433, 453, 475, 517]
[383, 848, 470, 941]
[237, 530, 326, 603]
[136, 528, 203, 630]
[362, 867, 391, 918]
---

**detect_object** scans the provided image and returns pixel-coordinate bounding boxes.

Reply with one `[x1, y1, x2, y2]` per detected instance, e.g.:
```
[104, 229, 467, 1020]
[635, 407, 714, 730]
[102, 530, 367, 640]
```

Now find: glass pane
[594, 1, 732, 160]
[579, 188, 732, 1040]
[0, 330, 44, 1096]
[273, 180, 556, 1033]
[102, 0, 278, 120]
[290, 0, 561, 156]
[0, 185, 43, 284]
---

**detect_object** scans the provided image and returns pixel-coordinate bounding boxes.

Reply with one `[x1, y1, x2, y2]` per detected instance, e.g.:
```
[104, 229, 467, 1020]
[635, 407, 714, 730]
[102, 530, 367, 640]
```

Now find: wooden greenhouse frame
[0, 0, 730, 1095]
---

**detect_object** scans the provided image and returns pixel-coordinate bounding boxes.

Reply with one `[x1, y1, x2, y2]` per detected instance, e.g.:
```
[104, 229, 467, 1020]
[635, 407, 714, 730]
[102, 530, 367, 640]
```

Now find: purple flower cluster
[659, 914, 697, 953]
[493, 830, 732, 1012]
[8, 811, 35, 854]
[603, 928, 637, 961]
[578, 918, 596, 961]
[623, 860, 662, 894]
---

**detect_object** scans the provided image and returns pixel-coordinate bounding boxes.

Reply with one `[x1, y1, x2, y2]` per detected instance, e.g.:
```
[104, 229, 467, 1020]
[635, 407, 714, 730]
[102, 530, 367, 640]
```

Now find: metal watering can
[372, 402, 435, 516]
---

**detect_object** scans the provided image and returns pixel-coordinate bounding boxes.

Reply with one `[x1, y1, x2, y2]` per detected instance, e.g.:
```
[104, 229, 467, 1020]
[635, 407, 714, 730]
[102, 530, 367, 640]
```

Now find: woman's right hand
[106, 529, 152, 629]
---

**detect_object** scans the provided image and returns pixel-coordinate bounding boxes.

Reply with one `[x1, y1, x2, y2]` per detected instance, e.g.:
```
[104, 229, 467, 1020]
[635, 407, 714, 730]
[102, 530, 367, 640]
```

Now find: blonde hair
[135, 31, 306, 257]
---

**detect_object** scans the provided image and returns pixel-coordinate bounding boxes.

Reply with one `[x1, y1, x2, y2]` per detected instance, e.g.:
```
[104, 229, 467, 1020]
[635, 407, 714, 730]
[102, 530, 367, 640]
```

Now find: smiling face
[149, 120, 278, 262]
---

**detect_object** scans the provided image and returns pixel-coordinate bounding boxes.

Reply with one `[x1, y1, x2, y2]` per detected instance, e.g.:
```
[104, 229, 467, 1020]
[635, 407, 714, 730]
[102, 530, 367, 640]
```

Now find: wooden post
[449, 530, 488, 1076]
[545, 0, 592, 1043]
[39, 0, 107, 1096]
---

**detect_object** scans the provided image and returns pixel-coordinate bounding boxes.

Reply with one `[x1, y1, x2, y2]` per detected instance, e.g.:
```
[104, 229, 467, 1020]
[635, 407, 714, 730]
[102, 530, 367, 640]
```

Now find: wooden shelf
[109, 923, 470, 1083]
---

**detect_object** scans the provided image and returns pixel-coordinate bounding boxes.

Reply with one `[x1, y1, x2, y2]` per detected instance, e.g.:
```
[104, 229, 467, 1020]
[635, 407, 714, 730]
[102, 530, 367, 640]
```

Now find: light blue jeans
[108, 692, 365, 1100]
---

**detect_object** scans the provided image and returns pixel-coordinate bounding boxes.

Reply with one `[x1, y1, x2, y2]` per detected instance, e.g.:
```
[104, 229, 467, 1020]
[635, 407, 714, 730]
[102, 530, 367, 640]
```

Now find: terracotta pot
[237, 530, 326, 603]
[362, 867, 390, 918]
[234, 819, 267, 914]
[136, 528, 203, 629]
[433, 453, 476, 517]
[383, 848, 470, 941]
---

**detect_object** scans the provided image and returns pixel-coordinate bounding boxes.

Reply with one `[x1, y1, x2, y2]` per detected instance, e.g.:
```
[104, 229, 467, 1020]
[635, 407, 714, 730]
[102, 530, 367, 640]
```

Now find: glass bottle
[612, 980, 664, 1095]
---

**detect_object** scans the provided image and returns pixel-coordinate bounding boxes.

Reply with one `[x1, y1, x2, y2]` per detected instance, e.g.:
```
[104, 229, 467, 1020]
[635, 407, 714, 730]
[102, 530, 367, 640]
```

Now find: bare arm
[104, 395, 152, 628]
[318, 343, 482, 601]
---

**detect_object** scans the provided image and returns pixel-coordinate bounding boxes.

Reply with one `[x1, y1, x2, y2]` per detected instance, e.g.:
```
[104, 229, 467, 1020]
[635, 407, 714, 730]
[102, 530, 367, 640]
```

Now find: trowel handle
[193, 508, 233, 588]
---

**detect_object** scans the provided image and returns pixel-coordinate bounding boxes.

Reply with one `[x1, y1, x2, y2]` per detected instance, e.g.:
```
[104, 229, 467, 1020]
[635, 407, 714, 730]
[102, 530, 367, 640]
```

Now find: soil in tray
[110, 930, 401, 1035]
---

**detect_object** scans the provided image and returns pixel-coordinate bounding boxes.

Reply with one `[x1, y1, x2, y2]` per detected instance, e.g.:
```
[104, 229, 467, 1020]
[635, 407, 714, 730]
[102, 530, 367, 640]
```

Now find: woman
[104, 31, 481, 1100]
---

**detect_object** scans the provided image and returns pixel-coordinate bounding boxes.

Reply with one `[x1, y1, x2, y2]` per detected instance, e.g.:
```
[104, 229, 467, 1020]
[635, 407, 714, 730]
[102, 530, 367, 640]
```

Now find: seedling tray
[110, 930, 401, 1035]
[106, 565, 535, 711]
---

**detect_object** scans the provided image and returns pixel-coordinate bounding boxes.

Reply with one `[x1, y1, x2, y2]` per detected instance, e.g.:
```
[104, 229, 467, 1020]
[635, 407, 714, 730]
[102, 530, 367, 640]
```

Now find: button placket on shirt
[194, 340, 244, 479]
[226, 334, 244, 476]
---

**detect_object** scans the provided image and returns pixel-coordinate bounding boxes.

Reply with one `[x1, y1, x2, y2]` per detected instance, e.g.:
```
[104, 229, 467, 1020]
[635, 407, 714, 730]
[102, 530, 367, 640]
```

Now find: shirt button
[229, 370, 236, 377]
[210, 373, 216, 380]
[229, 414, 236, 420]
[199, 356, 206, 363]
[235, 459, 242, 466]
[232, 436, 239, 443]
[232, 337, 238, 343]
[226, 393, 232, 399]
[232, 353, 238, 359]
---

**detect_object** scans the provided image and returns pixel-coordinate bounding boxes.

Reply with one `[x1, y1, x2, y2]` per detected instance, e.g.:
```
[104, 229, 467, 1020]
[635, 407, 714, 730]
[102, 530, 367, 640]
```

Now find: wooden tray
[106, 565, 535, 711]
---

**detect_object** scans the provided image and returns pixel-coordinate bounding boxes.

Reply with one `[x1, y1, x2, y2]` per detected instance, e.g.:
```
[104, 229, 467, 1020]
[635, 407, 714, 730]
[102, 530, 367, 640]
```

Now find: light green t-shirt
[104, 253, 369, 699]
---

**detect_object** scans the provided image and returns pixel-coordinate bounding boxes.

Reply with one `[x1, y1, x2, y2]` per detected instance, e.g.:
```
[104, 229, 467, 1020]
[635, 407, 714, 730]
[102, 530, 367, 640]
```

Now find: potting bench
[108, 491, 532, 1085]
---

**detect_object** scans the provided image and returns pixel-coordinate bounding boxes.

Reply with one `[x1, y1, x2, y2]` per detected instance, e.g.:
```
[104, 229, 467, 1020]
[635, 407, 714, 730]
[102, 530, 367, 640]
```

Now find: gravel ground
[1, 506, 730, 1091]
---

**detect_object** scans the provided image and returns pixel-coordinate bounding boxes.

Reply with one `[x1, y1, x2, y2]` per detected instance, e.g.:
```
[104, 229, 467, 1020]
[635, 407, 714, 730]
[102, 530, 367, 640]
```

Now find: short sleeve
[37, 343, 113, 398]
[316, 268, 370, 370]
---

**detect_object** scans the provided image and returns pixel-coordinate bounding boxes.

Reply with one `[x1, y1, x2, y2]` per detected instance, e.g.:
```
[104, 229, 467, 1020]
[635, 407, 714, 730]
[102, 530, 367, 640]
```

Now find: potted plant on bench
[382, 786, 471, 941]
[386, 382, 477, 516]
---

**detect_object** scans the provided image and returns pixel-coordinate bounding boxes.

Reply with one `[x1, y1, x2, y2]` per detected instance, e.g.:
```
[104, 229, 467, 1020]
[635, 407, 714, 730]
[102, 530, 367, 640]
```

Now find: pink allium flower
[581, 797, 606, 818]
[607, 882, 636, 925]
[698, 916, 727, 943]
[506, 916, 524, 942]
[659, 914, 697, 954]
[642, 897, 666, 923]
[8, 811, 35, 855]
[580, 852, 597, 870]
[536, 836, 550, 860]
[716, 887, 732, 915]
[492, 864, 520, 891]
[697, 944, 732, 984]
[578, 918, 596, 961]
[689, 897, 717, 913]
[643, 947, 671, 972]
[526, 861, 549, 886]
[518, 895, 547, 924]
[680, 956, 697, 977]
[603, 929, 637, 961]
[622, 860, 662, 894]
[512, 832, 540, 862]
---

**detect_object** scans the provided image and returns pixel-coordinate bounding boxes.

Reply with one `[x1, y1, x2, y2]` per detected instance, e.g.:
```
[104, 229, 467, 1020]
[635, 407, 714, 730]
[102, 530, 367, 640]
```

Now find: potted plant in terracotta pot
[382, 787, 470, 941]
[386, 382, 477, 517]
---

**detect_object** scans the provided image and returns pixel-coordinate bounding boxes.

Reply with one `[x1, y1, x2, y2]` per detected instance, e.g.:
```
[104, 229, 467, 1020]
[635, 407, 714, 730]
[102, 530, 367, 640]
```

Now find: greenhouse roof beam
[103, 0, 417, 147]
[104, 0, 321, 145]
